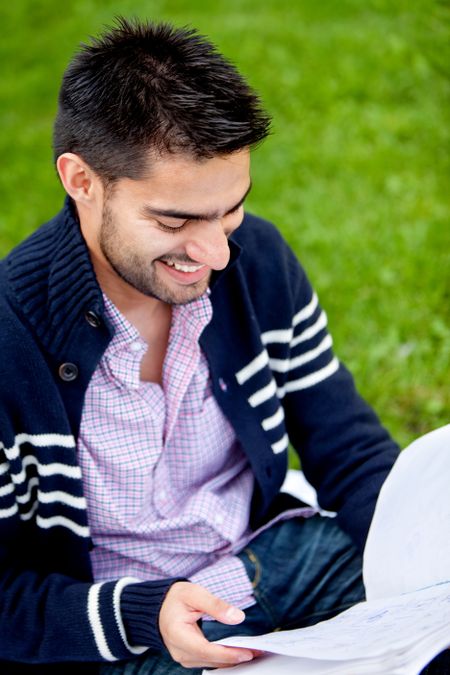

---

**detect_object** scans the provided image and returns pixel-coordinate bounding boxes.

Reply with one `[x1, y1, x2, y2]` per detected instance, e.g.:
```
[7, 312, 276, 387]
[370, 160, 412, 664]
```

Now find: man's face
[94, 149, 251, 305]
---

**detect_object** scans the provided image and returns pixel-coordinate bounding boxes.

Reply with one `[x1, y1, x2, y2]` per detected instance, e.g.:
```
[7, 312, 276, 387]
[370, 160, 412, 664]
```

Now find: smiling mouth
[156, 259, 210, 286]
[164, 260, 206, 273]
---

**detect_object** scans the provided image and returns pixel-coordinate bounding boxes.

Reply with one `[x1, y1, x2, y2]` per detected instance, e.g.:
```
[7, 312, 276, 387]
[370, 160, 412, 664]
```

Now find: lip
[156, 260, 210, 285]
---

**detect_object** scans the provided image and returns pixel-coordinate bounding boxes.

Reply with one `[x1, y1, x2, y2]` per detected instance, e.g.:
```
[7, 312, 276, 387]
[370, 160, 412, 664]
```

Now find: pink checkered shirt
[77, 292, 258, 610]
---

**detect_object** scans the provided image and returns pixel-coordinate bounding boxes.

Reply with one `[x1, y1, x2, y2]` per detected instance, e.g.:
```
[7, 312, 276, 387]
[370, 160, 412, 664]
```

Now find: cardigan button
[85, 310, 102, 328]
[59, 362, 79, 382]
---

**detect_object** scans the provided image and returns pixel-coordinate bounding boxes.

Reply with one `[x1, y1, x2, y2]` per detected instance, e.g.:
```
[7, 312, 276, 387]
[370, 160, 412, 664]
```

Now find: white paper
[207, 582, 450, 674]
[211, 653, 356, 674]
[215, 582, 450, 658]
[363, 424, 450, 600]
[203, 427, 450, 674]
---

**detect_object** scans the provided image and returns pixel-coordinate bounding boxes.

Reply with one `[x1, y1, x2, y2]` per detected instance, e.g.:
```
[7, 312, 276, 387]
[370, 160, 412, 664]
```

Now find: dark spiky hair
[53, 17, 271, 182]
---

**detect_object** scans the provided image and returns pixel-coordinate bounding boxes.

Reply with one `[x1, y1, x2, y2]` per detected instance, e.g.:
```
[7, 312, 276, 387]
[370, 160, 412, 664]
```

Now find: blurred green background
[0, 0, 448, 447]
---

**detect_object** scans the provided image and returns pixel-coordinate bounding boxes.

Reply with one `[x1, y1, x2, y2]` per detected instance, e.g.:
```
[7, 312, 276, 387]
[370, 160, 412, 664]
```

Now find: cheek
[122, 222, 163, 255]
[133, 232, 182, 263]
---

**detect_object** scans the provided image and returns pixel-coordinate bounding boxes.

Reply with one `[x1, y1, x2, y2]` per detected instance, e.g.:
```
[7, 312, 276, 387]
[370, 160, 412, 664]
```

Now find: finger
[181, 643, 255, 668]
[173, 622, 254, 668]
[184, 584, 246, 625]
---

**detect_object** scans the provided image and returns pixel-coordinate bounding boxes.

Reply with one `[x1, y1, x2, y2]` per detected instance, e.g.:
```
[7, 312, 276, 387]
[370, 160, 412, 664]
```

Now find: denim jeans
[101, 515, 365, 675]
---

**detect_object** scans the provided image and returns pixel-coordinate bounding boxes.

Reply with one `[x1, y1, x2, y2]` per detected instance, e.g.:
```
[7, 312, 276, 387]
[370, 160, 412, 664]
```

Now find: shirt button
[85, 310, 102, 328]
[58, 362, 79, 382]
[130, 341, 144, 353]
[215, 514, 225, 526]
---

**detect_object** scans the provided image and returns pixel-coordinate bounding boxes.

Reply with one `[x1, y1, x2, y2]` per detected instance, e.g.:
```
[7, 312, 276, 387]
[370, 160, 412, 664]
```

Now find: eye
[156, 220, 187, 234]
[228, 203, 243, 215]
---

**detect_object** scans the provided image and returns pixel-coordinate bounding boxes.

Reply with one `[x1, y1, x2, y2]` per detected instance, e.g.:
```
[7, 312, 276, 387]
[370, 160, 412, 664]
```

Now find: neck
[96, 266, 171, 343]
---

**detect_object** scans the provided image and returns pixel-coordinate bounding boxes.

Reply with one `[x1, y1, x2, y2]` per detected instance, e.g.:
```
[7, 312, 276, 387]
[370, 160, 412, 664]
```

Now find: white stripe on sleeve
[2, 433, 76, 462]
[271, 434, 289, 454]
[37, 490, 87, 510]
[291, 311, 328, 348]
[87, 583, 117, 661]
[236, 350, 269, 385]
[278, 357, 339, 397]
[292, 292, 319, 326]
[248, 379, 277, 407]
[262, 407, 285, 431]
[20, 502, 39, 521]
[0, 503, 19, 518]
[270, 334, 333, 373]
[10, 457, 82, 485]
[36, 514, 90, 538]
[261, 328, 293, 346]
[0, 483, 14, 498]
[113, 578, 149, 655]
[16, 477, 40, 504]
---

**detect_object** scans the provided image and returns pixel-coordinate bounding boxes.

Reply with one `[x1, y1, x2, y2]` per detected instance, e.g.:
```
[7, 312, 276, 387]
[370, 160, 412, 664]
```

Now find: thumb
[217, 604, 246, 625]
[190, 586, 246, 625]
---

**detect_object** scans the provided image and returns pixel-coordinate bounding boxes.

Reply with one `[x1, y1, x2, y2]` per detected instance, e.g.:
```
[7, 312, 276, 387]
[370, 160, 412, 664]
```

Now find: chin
[142, 278, 210, 306]
[167, 284, 210, 305]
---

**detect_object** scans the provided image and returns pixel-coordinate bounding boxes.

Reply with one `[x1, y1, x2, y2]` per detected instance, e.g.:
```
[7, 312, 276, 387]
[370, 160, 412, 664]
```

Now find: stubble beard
[99, 202, 211, 305]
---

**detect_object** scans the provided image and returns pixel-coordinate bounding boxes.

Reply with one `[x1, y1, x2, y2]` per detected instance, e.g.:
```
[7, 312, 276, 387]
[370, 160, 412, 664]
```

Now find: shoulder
[232, 212, 307, 281]
[0, 208, 67, 315]
[0, 208, 66, 375]
[229, 212, 311, 308]
[1, 208, 66, 271]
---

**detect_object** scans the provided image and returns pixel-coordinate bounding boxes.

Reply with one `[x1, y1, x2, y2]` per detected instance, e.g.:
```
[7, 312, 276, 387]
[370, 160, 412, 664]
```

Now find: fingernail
[226, 607, 245, 622]
[237, 653, 253, 662]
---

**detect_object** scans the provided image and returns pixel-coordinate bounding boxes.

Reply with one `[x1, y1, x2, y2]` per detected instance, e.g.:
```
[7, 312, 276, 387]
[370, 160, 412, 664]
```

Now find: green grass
[1, 0, 448, 448]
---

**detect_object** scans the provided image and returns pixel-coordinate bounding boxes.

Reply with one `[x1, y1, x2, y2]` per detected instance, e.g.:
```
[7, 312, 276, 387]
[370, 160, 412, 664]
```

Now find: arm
[0, 446, 255, 668]
[226, 214, 399, 551]
[0, 542, 178, 664]
[0, 547, 255, 668]
[0, 436, 180, 664]
[280, 260, 400, 550]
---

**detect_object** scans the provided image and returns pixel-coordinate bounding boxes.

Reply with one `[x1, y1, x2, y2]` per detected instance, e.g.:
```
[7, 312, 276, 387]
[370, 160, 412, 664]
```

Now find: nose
[184, 219, 231, 271]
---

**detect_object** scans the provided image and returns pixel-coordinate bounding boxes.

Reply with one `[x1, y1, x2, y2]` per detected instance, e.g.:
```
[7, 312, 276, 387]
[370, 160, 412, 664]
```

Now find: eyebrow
[140, 181, 253, 222]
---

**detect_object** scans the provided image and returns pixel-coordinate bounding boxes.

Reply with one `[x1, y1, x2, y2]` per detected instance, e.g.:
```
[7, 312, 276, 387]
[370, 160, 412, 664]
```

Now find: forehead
[113, 149, 251, 211]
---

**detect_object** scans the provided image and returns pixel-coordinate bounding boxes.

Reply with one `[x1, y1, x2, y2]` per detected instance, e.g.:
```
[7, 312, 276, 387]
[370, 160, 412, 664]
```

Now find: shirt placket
[153, 299, 212, 516]
[163, 304, 210, 445]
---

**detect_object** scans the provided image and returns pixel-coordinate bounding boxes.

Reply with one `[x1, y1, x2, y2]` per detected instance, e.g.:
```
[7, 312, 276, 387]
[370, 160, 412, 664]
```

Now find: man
[0, 18, 399, 674]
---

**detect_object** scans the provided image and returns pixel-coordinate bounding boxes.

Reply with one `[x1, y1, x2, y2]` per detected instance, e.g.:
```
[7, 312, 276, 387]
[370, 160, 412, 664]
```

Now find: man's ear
[56, 153, 101, 206]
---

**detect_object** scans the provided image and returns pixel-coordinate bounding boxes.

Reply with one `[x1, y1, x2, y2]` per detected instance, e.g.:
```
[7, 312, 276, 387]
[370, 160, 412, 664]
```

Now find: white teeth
[165, 261, 204, 273]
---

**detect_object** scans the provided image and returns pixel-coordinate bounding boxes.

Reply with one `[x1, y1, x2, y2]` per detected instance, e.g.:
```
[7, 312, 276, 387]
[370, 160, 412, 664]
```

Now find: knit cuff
[120, 578, 187, 650]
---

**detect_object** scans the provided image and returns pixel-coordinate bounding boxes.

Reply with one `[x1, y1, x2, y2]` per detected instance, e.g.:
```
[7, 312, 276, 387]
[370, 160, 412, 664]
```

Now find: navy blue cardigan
[0, 199, 399, 672]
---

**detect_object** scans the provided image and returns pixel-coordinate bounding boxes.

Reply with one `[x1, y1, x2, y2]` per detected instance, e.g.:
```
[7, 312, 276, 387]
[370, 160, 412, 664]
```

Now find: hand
[159, 581, 257, 669]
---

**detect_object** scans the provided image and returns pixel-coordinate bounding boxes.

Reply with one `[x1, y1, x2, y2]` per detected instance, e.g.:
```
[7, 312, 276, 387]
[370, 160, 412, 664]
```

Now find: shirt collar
[102, 291, 213, 390]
